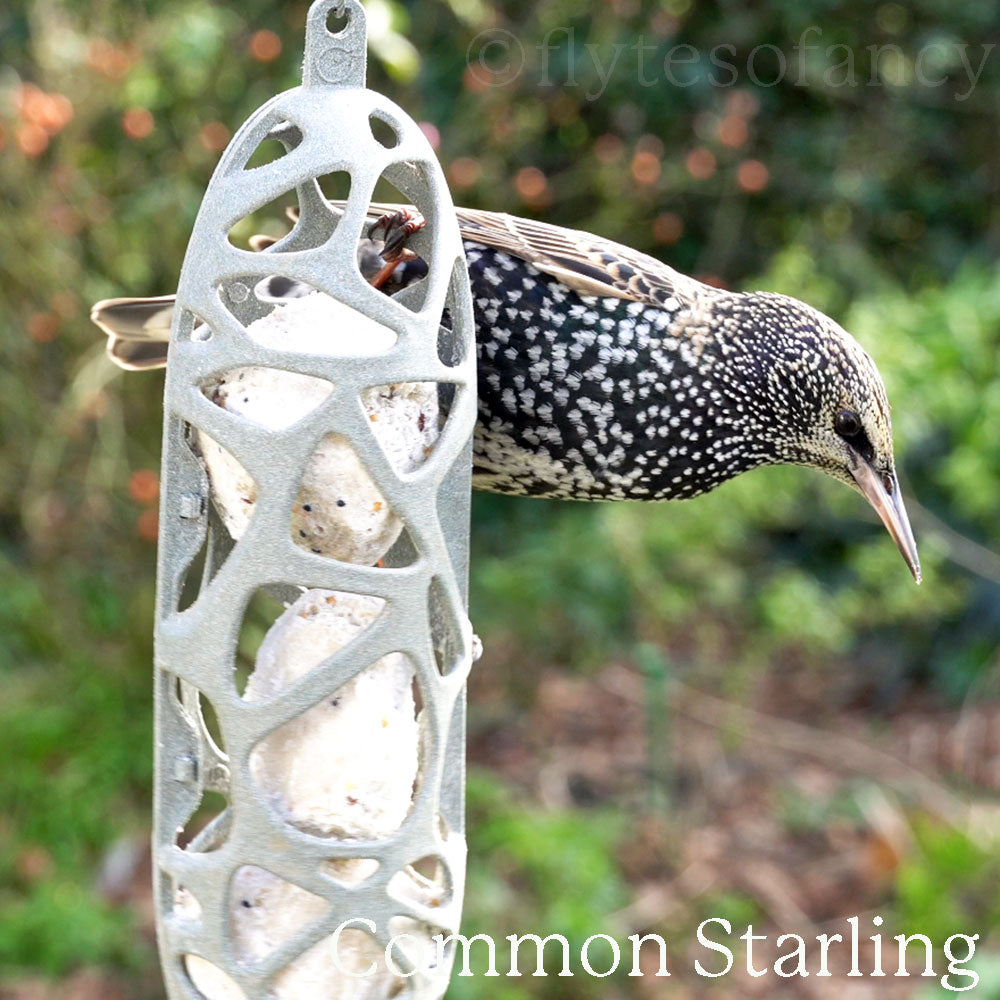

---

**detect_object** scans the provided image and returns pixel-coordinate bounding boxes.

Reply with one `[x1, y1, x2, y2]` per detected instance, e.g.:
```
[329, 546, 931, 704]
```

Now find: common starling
[91, 206, 921, 581]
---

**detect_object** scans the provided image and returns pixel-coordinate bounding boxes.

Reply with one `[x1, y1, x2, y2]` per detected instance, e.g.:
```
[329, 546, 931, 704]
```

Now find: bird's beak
[847, 448, 921, 583]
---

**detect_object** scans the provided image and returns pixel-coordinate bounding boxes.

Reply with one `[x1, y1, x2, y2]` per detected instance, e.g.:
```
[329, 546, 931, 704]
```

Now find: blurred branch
[907, 494, 1000, 585]
[672, 681, 969, 824]
[599, 667, 970, 826]
[21, 345, 124, 544]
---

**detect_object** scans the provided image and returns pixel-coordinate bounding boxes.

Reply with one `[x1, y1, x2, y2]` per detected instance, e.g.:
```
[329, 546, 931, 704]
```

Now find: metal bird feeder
[152, 2, 477, 995]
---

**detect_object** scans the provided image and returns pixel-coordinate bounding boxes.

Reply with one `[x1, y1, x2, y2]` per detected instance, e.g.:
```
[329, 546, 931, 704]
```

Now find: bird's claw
[370, 209, 426, 263]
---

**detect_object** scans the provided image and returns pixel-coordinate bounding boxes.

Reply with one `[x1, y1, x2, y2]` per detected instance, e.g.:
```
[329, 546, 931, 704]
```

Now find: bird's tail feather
[91, 210, 427, 373]
[91, 295, 175, 341]
[91, 296, 175, 371]
[106, 334, 171, 371]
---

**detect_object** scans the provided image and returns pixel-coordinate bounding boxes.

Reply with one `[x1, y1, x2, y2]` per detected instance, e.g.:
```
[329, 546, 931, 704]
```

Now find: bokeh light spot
[48, 204, 83, 236]
[27, 313, 60, 343]
[122, 107, 154, 140]
[653, 213, 684, 245]
[594, 133, 624, 165]
[725, 90, 760, 119]
[514, 166, 548, 204]
[199, 121, 231, 153]
[737, 159, 769, 193]
[418, 121, 440, 150]
[249, 30, 282, 62]
[686, 147, 717, 180]
[86, 38, 136, 79]
[631, 151, 661, 185]
[137, 508, 159, 542]
[718, 115, 748, 148]
[129, 469, 160, 505]
[448, 156, 481, 188]
[16, 122, 49, 157]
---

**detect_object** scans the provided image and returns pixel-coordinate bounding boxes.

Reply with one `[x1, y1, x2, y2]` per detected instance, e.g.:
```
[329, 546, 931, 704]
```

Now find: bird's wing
[93, 206, 714, 371]
[360, 202, 719, 310]
[456, 207, 715, 308]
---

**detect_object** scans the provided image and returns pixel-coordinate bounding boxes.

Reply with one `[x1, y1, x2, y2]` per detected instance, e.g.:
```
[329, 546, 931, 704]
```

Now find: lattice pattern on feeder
[151, 3, 476, 996]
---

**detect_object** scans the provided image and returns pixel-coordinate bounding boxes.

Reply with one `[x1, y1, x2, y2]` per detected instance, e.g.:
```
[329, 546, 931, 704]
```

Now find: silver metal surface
[151, 2, 476, 995]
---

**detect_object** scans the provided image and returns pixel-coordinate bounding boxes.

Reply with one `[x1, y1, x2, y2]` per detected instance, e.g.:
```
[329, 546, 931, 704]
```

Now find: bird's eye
[834, 409, 862, 438]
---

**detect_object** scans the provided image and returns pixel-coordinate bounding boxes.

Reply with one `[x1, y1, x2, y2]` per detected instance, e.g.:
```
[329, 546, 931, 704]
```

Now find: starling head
[713, 290, 920, 582]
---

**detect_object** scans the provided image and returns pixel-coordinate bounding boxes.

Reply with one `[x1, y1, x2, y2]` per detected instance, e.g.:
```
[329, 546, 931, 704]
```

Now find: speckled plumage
[458, 236, 889, 505]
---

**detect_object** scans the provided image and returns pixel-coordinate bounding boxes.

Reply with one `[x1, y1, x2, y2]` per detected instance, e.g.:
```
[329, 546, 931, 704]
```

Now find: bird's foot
[370, 209, 426, 263]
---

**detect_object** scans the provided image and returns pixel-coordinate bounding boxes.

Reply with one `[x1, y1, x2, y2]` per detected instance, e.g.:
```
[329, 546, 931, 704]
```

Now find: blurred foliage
[919, 954, 1000, 999]
[896, 818, 1000, 943]
[0, 552, 155, 976]
[466, 771, 629, 939]
[1, 0, 999, 994]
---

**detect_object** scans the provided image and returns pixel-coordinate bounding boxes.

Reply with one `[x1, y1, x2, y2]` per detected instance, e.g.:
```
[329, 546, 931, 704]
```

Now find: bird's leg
[368, 209, 427, 290]
[369, 250, 420, 290]
[370, 209, 426, 263]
